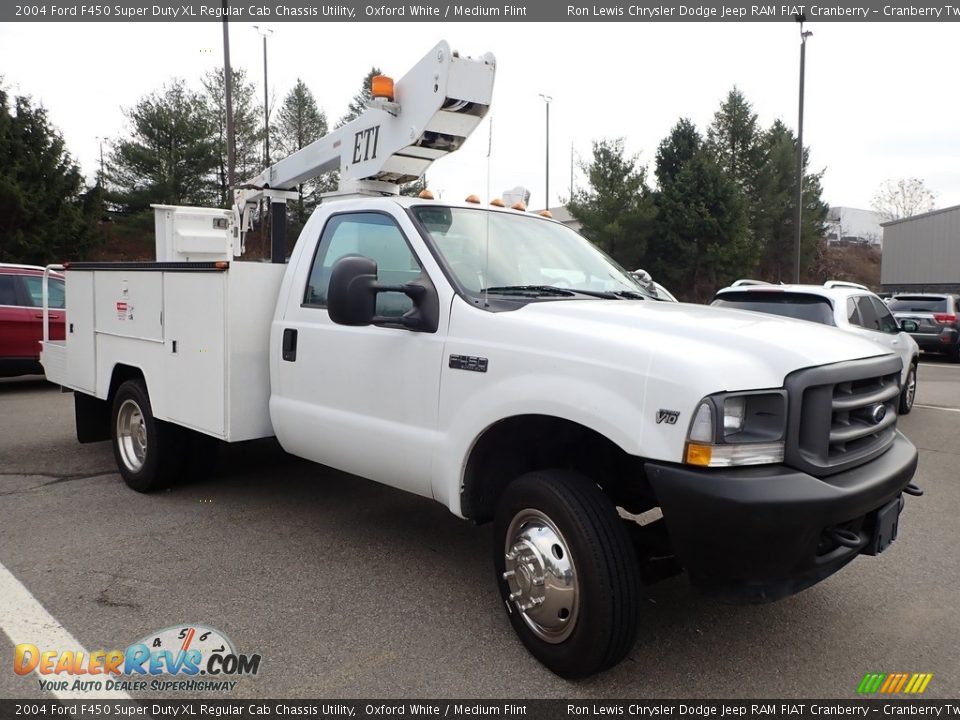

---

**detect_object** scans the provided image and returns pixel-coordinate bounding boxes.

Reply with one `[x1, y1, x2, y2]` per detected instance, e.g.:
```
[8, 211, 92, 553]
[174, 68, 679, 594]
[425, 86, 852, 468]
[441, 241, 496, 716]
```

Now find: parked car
[0, 264, 66, 377]
[711, 280, 920, 413]
[887, 294, 960, 363]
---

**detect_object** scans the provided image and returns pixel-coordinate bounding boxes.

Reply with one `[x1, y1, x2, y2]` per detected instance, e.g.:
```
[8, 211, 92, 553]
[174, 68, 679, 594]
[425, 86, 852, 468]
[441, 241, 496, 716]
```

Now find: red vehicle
[0, 264, 66, 377]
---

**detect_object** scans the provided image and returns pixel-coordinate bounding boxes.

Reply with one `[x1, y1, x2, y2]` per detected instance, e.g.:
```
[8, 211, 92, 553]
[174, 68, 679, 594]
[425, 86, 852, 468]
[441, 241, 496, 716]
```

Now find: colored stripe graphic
[893, 674, 909, 693]
[858, 672, 933, 694]
[858, 673, 886, 694]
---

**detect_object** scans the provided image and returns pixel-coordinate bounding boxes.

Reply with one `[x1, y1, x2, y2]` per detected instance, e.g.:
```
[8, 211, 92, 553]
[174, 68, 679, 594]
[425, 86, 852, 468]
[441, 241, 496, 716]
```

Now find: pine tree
[107, 80, 218, 212]
[652, 149, 754, 301]
[567, 138, 656, 270]
[0, 88, 95, 264]
[754, 120, 828, 282]
[272, 79, 331, 226]
[203, 68, 264, 207]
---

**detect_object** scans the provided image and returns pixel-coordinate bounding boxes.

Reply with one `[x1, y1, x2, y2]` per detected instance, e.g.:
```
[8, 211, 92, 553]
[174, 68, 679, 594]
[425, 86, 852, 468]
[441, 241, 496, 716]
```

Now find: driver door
[271, 210, 447, 498]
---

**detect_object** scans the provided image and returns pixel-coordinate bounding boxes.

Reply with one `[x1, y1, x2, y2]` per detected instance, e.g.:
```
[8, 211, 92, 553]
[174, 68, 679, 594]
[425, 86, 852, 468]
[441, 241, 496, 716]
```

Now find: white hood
[505, 299, 892, 392]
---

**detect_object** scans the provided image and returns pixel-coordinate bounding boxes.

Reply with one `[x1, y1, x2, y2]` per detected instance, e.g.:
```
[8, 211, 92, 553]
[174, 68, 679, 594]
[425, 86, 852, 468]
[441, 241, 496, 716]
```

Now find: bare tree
[871, 178, 936, 222]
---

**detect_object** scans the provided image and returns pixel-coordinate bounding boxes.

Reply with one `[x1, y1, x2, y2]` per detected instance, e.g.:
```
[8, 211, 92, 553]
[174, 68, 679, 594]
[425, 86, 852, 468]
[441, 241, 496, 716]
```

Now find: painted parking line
[0, 561, 132, 701]
[914, 404, 960, 413]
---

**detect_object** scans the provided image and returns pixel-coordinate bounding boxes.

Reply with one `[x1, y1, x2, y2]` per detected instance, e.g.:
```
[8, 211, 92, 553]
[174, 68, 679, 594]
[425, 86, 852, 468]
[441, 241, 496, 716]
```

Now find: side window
[855, 296, 880, 331]
[304, 212, 423, 318]
[871, 297, 899, 334]
[846, 297, 862, 327]
[21, 276, 66, 309]
[0, 275, 21, 306]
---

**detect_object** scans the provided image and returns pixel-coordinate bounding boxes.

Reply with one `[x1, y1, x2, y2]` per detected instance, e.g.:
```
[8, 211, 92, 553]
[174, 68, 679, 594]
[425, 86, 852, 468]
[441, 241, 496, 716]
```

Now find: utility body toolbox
[42, 259, 284, 442]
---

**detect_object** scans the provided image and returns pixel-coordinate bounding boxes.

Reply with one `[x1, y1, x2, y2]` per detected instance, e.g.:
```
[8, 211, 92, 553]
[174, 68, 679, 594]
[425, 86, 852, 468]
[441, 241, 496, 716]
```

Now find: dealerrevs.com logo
[15, 624, 261, 693]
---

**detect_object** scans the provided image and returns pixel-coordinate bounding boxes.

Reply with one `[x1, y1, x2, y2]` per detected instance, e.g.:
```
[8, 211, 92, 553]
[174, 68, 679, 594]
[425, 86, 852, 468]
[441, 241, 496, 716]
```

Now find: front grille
[785, 355, 903, 477]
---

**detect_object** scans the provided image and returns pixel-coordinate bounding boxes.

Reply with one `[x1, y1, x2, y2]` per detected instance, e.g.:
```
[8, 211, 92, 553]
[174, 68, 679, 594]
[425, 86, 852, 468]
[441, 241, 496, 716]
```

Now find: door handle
[282, 328, 298, 362]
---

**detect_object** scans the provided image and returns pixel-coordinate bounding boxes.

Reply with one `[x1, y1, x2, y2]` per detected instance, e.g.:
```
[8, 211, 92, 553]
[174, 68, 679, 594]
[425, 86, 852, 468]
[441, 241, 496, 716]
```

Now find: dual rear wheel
[111, 379, 217, 492]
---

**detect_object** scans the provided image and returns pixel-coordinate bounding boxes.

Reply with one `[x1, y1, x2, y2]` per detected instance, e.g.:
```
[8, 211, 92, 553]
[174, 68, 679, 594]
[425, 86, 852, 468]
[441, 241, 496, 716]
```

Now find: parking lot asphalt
[1, 359, 958, 700]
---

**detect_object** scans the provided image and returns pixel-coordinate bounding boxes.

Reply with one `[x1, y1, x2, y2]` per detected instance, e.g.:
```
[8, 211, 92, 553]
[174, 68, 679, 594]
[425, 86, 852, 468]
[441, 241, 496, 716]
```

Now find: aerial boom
[232, 41, 496, 253]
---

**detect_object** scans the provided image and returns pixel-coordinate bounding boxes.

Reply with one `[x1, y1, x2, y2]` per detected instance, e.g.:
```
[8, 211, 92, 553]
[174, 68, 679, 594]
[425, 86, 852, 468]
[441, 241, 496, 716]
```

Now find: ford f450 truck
[40, 42, 920, 678]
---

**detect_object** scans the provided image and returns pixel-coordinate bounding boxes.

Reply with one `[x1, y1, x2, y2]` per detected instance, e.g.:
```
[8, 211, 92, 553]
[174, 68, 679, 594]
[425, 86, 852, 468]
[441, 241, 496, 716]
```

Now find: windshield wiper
[611, 289, 650, 300]
[482, 285, 577, 297]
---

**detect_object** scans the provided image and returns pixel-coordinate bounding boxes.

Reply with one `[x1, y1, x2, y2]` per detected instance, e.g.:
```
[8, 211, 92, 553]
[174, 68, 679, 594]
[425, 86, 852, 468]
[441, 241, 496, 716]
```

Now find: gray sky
[1, 21, 957, 211]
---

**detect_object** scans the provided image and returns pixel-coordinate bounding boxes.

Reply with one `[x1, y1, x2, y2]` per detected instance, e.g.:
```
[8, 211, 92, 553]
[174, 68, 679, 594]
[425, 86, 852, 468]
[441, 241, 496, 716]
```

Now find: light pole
[253, 25, 273, 168]
[794, 18, 812, 284]
[94, 136, 106, 186]
[539, 93, 552, 210]
[222, 5, 235, 192]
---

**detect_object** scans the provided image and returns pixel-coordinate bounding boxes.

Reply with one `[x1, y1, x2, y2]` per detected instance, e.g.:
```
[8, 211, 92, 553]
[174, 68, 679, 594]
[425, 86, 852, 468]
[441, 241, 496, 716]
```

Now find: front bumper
[645, 432, 918, 602]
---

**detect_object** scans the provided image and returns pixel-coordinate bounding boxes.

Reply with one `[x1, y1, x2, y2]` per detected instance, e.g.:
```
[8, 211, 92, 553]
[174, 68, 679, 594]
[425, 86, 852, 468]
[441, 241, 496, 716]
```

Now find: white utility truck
[41, 42, 921, 678]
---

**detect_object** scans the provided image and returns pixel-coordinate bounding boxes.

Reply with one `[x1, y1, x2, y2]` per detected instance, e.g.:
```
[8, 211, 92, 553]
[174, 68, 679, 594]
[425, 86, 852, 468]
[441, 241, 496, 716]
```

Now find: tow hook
[904, 483, 923, 497]
[827, 528, 863, 549]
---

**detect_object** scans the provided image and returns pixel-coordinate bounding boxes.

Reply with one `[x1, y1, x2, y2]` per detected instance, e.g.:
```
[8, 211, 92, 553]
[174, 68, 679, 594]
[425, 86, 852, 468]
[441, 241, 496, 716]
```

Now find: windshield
[411, 206, 651, 299]
[712, 292, 836, 325]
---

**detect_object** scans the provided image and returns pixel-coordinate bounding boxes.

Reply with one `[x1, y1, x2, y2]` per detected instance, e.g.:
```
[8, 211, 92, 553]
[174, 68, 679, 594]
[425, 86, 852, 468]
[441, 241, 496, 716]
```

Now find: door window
[304, 212, 423, 318]
[854, 296, 880, 331]
[0, 275, 20, 306]
[870, 297, 899, 334]
[21, 276, 66, 309]
[846, 298, 861, 326]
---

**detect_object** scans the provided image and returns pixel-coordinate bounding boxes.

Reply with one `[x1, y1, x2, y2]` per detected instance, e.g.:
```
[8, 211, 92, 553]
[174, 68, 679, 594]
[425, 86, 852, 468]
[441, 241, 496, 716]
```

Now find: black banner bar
[3, 700, 960, 720]
[5, 1, 960, 22]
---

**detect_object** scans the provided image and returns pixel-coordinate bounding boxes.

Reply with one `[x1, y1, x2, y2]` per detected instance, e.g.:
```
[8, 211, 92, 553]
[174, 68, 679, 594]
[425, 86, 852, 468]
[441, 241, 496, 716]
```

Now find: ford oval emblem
[871, 404, 887, 424]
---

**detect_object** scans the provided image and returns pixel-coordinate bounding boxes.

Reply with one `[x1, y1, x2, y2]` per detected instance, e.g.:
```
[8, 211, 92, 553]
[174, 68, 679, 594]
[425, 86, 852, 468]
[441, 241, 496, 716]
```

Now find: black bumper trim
[645, 432, 918, 602]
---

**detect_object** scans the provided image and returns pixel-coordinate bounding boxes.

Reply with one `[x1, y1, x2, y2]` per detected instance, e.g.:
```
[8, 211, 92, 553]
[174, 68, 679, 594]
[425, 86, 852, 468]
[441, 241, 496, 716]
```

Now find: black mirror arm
[373, 283, 428, 302]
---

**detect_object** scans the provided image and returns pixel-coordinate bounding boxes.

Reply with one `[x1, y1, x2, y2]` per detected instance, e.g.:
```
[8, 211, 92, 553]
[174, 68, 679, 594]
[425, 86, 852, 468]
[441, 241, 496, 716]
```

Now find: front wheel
[111, 380, 186, 492]
[493, 470, 641, 678]
[899, 363, 917, 415]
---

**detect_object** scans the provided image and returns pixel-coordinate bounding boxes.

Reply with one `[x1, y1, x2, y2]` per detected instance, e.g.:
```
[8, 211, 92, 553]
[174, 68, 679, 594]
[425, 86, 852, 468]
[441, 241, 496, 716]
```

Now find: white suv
[712, 280, 920, 413]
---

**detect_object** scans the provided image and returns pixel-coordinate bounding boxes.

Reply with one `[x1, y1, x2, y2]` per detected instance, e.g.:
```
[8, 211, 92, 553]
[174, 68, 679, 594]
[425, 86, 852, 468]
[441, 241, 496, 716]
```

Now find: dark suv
[888, 294, 960, 362]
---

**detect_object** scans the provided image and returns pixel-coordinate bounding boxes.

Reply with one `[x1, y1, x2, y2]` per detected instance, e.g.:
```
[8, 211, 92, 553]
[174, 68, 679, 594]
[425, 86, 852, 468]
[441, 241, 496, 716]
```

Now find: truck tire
[493, 469, 641, 678]
[111, 380, 185, 492]
[899, 363, 917, 415]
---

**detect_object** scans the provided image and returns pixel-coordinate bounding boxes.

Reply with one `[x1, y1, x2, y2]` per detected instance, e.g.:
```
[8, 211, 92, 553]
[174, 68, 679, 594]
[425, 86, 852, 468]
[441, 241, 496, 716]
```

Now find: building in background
[825, 207, 883, 247]
[881, 204, 960, 293]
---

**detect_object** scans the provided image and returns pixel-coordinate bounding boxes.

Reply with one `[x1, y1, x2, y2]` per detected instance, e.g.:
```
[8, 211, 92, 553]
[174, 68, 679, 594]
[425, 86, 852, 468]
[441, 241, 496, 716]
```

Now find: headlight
[684, 391, 787, 467]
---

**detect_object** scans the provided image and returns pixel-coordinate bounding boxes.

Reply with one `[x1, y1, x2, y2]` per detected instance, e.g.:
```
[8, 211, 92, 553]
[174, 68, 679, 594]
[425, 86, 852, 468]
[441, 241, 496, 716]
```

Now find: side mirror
[327, 255, 378, 326]
[899, 319, 919, 333]
[327, 254, 439, 332]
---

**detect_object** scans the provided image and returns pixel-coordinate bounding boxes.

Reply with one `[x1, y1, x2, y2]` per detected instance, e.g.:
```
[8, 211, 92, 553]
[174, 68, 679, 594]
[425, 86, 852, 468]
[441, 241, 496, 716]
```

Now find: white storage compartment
[153, 204, 236, 262]
[51, 261, 285, 443]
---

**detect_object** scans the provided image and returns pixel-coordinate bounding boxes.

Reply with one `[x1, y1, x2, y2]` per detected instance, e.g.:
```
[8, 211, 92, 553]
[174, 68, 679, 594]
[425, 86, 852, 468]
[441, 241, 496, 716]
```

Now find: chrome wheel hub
[503, 509, 579, 644]
[906, 370, 916, 408]
[117, 399, 147, 473]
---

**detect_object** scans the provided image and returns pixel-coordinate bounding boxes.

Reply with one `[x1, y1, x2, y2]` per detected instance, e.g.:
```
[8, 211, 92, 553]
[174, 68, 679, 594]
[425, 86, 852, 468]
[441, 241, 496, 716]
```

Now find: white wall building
[825, 207, 883, 247]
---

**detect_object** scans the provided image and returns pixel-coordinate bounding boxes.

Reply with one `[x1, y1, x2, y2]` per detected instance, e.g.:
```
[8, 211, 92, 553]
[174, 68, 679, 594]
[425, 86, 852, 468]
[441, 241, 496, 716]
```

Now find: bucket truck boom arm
[232, 41, 496, 253]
